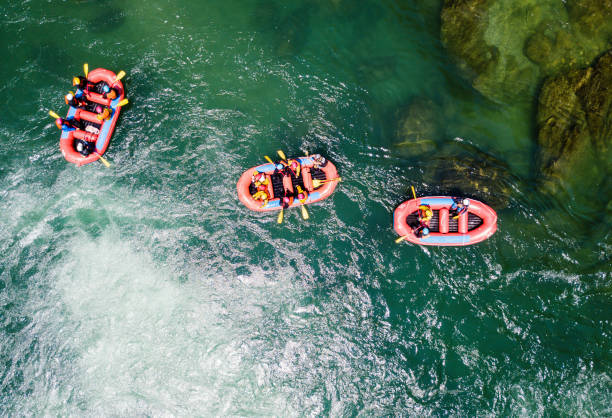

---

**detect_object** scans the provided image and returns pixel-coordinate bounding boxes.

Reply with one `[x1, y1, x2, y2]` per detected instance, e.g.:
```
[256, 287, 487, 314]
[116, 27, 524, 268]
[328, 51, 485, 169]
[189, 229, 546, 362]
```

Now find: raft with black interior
[237, 156, 339, 211]
[393, 197, 497, 246]
[59, 68, 125, 166]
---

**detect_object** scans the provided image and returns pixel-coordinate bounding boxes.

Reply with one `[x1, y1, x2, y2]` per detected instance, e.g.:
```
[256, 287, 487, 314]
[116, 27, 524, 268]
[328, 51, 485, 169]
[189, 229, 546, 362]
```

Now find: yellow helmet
[72, 77, 80, 86]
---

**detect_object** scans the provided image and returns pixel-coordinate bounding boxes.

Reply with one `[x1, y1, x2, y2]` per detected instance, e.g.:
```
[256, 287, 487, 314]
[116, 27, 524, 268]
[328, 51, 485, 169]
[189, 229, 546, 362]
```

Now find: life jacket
[287, 159, 300, 177]
[253, 190, 270, 207]
[56, 118, 76, 131]
[296, 186, 308, 203]
[253, 172, 267, 186]
[96, 107, 111, 121]
[418, 204, 433, 222]
[103, 89, 118, 100]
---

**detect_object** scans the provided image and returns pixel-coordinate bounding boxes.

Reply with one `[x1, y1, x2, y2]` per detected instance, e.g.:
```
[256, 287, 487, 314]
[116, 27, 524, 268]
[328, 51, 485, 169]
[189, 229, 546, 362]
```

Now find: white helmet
[76, 142, 84, 152]
[66, 93, 74, 100]
[462, 198, 469, 206]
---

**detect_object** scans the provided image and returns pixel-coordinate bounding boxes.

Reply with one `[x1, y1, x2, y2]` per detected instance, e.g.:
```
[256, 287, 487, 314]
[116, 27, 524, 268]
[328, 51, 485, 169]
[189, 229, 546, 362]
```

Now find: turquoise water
[1, 0, 610, 415]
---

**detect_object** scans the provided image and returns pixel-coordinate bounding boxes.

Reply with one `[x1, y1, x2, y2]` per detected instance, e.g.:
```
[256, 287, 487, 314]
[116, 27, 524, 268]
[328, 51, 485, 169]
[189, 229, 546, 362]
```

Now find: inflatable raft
[394, 197, 497, 246]
[237, 155, 339, 211]
[59, 68, 125, 166]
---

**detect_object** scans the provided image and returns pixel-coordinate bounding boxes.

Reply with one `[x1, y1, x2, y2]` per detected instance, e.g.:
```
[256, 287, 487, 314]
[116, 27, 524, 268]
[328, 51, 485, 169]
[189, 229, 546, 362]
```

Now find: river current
[1, 1, 610, 415]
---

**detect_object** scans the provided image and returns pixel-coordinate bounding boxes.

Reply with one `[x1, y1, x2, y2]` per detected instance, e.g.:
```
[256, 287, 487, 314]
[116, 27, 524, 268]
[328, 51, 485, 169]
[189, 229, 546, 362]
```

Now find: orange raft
[393, 197, 497, 246]
[59, 68, 125, 166]
[237, 156, 339, 211]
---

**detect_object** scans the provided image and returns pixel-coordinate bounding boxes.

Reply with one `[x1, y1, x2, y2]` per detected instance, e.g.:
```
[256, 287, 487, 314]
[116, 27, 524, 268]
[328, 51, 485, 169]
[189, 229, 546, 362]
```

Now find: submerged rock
[536, 50, 612, 195]
[393, 98, 441, 156]
[440, 0, 612, 102]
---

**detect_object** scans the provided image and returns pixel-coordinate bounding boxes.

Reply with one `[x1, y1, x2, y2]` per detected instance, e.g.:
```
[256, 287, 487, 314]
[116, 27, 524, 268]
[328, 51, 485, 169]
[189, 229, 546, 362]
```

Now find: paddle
[296, 186, 309, 220]
[114, 70, 126, 82]
[312, 177, 342, 188]
[117, 98, 129, 107]
[264, 155, 274, 164]
[84, 63, 88, 77]
[48, 110, 61, 119]
[277, 208, 284, 224]
[300, 205, 309, 220]
[277, 150, 287, 160]
[96, 153, 110, 167]
[395, 186, 418, 243]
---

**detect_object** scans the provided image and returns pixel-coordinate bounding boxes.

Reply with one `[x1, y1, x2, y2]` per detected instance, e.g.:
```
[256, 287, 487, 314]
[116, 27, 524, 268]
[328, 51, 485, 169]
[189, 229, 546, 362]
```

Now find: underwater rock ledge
[536, 50, 612, 195]
[440, 0, 612, 103]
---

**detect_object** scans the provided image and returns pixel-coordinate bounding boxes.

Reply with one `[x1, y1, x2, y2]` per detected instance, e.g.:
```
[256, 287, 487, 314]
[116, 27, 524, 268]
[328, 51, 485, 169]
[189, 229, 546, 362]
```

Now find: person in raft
[101, 84, 118, 100]
[286, 158, 301, 177]
[311, 154, 327, 168]
[276, 158, 301, 177]
[95, 105, 111, 121]
[75, 140, 95, 157]
[65, 92, 87, 109]
[281, 192, 293, 209]
[450, 198, 469, 219]
[415, 204, 433, 238]
[296, 185, 308, 204]
[252, 170, 268, 187]
[251, 170, 270, 207]
[73, 76, 94, 91]
[55, 116, 83, 131]
[252, 189, 269, 207]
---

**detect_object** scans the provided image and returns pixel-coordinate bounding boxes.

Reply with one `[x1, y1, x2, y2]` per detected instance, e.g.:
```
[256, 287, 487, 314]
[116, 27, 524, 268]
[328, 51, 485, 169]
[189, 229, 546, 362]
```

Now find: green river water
[1, 0, 610, 415]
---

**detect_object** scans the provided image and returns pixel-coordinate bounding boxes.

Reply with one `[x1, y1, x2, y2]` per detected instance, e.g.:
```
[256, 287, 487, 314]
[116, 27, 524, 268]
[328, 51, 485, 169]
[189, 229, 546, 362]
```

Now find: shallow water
[1, 0, 610, 415]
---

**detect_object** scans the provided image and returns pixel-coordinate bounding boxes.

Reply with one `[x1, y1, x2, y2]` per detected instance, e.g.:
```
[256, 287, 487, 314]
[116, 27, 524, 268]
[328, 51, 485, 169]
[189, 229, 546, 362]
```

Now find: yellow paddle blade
[411, 186, 417, 200]
[84, 63, 88, 77]
[301, 205, 309, 220]
[114, 70, 126, 82]
[395, 235, 407, 243]
[97, 154, 111, 167]
[312, 177, 342, 188]
[277, 150, 286, 160]
[48, 110, 61, 119]
[264, 155, 274, 164]
[117, 98, 129, 107]
[277, 208, 284, 224]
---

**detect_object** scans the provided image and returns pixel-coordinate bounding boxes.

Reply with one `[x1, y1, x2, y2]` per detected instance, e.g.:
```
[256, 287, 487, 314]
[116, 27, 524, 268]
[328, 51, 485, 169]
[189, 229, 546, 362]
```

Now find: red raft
[394, 197, 497, 246]
[237, 155, 339, 211]
[59, 68, 125, 166]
